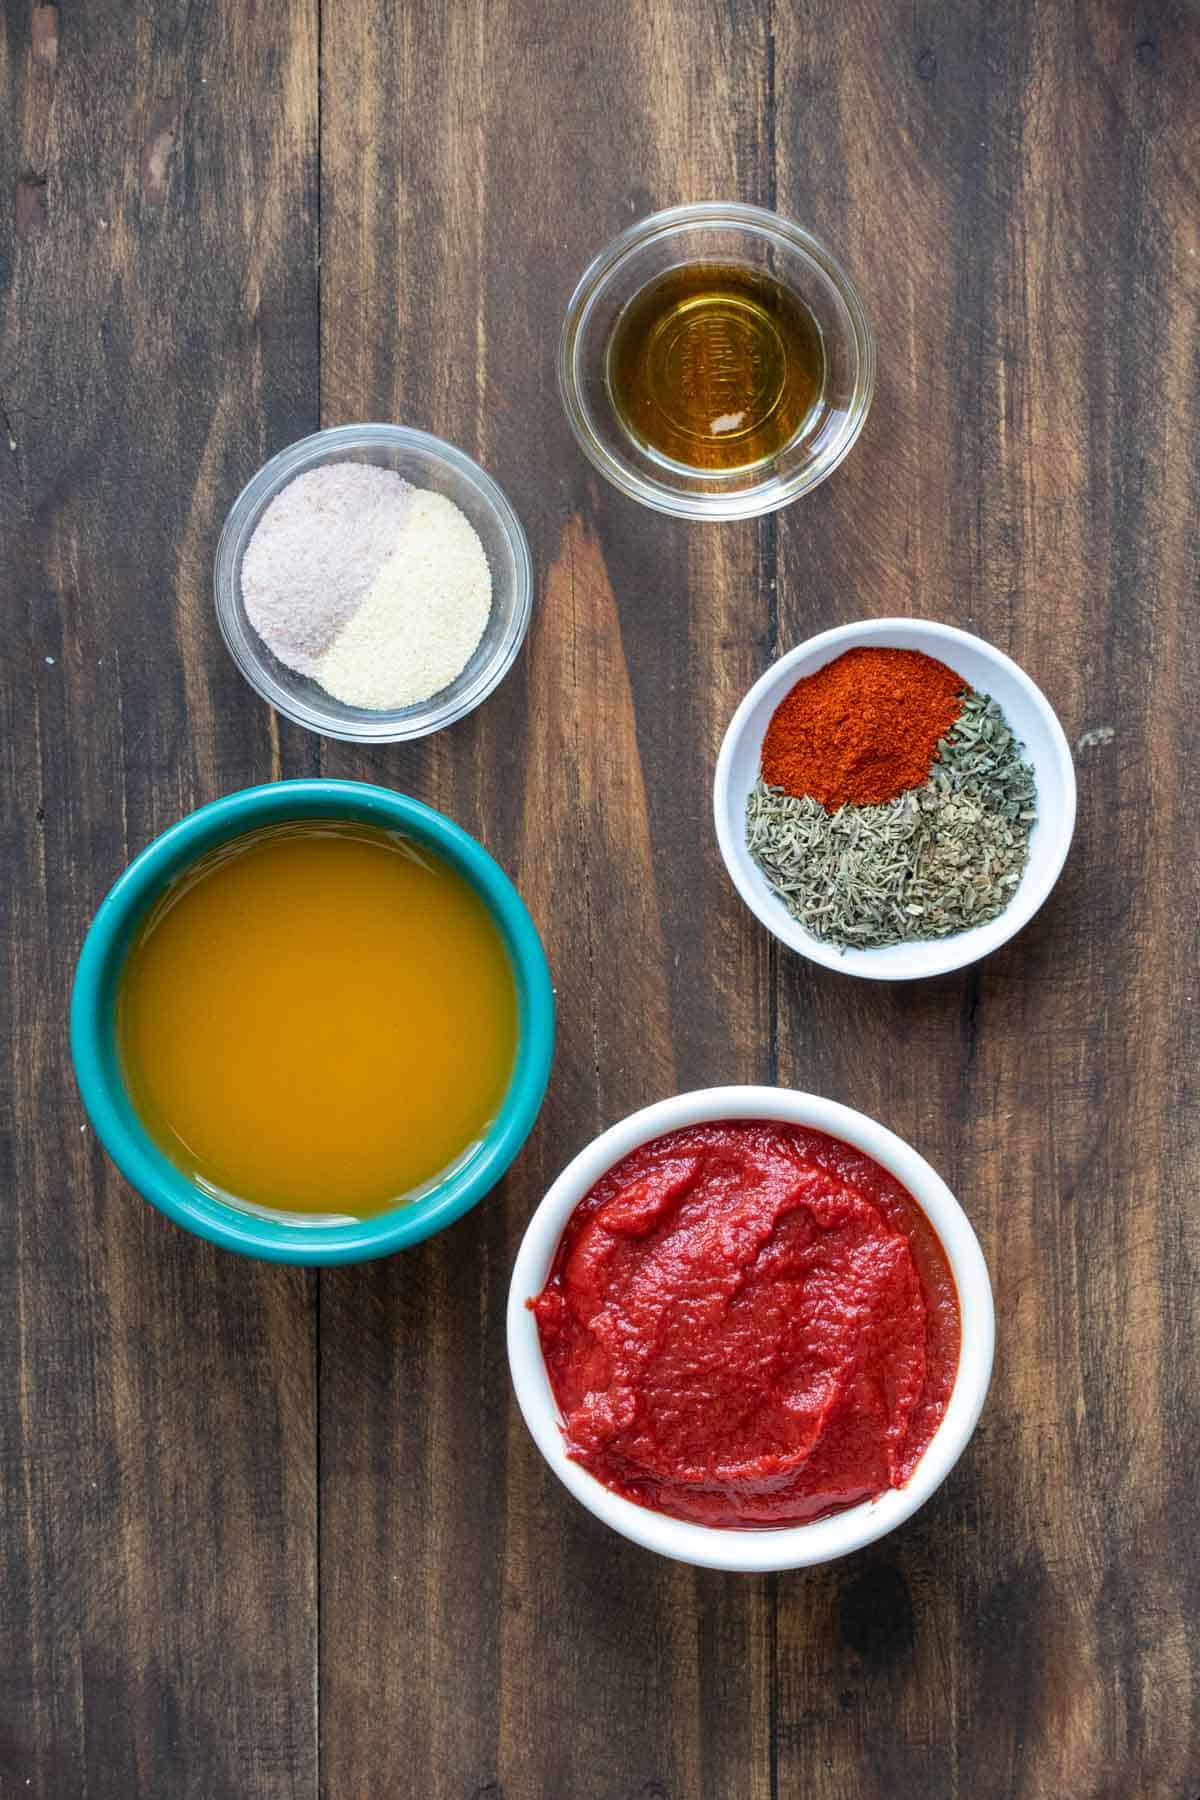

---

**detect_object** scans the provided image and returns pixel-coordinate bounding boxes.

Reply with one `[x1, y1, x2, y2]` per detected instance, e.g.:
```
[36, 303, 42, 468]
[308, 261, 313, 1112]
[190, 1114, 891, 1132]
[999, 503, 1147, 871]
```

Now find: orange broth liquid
[116, 821, 518, 1220]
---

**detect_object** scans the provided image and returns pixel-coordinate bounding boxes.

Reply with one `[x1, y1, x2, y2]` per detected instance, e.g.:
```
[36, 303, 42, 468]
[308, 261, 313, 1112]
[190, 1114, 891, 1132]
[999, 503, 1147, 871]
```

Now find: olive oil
[116, 821, 517, 1220]
[608, 261, 825, 473]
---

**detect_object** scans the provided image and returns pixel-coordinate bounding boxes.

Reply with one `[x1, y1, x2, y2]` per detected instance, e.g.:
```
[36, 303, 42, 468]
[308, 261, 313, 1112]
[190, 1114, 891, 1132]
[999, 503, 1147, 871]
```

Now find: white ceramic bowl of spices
[214, 424, 532, 742]
[714, 619, 1076, 979]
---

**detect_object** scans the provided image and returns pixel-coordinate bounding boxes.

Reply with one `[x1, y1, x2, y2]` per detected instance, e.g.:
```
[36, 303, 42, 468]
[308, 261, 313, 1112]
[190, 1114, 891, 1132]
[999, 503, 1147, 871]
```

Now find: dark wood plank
[5, 0, 1199, 1794]
[316, 3, 777, 1797]
[1, 5, 321, 1795]
[769, 3, 1200, 1798]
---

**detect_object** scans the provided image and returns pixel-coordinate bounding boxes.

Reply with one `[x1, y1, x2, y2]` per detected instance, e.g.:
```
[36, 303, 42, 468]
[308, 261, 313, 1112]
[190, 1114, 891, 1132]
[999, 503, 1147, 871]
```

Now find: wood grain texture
[3, 0, 1199, 1795]
[769, 5, 1200, 1799]
[316, 4, 775, 1795]
[1, 4, 321, 1796]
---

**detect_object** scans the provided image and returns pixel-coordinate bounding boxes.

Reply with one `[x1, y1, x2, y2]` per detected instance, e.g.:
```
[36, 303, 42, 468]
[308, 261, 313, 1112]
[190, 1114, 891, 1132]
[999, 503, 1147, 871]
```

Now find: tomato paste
[531, 1121, 961, 1528]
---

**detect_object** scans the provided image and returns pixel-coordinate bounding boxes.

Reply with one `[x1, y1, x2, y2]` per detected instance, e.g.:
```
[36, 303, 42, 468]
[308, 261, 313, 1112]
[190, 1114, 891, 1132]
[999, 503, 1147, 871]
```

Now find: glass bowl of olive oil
[559, 202, 875, 519]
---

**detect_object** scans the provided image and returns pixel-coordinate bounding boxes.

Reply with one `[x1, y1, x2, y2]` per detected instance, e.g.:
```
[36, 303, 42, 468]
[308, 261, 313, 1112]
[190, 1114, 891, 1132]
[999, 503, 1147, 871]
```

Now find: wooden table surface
[4, 2, 1199, 1796]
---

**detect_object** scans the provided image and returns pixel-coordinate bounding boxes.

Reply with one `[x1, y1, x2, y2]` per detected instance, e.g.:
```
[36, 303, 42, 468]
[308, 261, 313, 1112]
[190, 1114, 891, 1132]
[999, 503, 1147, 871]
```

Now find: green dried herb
[745, 690, 1037, 950]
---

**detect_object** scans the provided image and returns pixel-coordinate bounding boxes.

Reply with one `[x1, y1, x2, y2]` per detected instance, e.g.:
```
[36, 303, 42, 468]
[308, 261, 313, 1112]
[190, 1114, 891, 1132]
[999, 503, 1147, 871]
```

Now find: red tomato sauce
[530, 1121, 961, 1528]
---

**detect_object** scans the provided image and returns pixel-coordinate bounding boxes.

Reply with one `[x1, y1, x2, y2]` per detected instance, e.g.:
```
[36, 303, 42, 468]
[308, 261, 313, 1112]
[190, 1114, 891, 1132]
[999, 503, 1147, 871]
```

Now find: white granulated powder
[316, 490, 492, 710]
[241, 464, 414, 674]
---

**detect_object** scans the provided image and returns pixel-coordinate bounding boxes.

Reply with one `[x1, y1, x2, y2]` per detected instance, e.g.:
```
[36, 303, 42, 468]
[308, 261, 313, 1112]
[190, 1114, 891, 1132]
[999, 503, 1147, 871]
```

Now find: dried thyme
[746, 691, 1037, 949]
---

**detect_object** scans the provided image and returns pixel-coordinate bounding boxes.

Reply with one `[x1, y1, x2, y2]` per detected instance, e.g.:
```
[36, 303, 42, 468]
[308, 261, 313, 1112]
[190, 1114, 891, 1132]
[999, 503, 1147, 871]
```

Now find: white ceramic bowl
[713, 619, 1076, 980]
[507, 1087, 994, 1572]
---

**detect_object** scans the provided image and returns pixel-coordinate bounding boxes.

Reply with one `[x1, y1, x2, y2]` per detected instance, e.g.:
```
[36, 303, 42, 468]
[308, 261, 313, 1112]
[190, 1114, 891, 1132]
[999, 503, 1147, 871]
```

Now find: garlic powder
[316, 490, 492, 710]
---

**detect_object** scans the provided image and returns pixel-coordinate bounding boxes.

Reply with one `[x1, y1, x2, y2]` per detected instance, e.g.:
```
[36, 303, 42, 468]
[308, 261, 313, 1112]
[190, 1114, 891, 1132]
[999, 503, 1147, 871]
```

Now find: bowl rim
[71, 779, 555, 1264]
[506, 1086, 994, 1572]
[558, 201, 876, 521]
[213, 423, 534, 744]
[713, 617, 1078, 980]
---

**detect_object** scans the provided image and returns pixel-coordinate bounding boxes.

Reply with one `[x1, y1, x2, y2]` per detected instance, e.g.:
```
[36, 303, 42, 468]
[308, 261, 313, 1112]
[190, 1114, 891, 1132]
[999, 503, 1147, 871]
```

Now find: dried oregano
[745, 690, 1038, 950]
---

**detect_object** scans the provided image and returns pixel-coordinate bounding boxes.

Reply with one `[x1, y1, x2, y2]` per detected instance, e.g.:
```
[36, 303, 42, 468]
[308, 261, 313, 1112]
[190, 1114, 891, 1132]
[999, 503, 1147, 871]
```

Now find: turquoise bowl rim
[70, 779, 555, 1265]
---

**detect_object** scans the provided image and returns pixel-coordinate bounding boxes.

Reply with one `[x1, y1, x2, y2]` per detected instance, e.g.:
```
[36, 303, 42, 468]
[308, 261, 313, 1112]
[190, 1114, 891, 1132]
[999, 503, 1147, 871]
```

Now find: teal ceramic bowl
[70, 780, 555, 1264]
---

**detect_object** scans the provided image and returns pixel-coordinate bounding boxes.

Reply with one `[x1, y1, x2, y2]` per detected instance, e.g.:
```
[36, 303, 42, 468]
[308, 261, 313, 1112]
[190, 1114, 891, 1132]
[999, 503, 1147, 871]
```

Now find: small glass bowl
[214, 424, 533, 742]
[559, 202, 875, 521]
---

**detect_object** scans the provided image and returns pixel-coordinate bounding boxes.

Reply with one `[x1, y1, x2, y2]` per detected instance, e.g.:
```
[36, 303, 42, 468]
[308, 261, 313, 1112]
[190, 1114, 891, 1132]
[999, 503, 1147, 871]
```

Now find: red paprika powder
[761, 646, 966, 811]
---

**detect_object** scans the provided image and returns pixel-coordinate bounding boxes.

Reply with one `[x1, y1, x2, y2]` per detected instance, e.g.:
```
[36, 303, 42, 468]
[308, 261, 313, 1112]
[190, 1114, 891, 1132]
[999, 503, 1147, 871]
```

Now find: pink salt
[241, 464, 414, 674]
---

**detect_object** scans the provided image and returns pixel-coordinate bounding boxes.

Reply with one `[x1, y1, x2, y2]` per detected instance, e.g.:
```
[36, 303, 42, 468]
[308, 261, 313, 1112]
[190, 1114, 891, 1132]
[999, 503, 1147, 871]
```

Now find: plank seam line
[314, 0, 325, 1791]
[765, 11, 780, 1798]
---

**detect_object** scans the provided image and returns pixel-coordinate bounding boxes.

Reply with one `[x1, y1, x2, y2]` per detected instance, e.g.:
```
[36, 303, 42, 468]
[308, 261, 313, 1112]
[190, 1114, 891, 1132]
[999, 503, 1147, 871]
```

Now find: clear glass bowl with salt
[214, 423, 532, 743]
